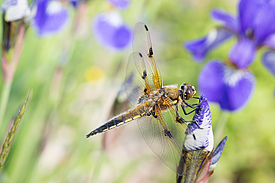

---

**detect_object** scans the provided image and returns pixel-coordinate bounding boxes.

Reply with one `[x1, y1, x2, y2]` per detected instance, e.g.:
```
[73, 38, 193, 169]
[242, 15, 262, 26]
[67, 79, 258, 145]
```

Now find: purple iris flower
[33, 0, 69, 37]
[184, 0, 275, 111]
[92, 11, 132, 51]
[198, 61, 255, 111]
[70, 0, 79, 8]
[185, 27, 233, 63]
[107, 0, 130, 9]
[185, 0, 275, 70]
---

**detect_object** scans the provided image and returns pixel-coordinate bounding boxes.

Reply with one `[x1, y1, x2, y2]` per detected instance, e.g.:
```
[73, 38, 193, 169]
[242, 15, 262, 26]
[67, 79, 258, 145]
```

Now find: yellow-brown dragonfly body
[86, 84, 195, 138]
[87, 23, 198, 175]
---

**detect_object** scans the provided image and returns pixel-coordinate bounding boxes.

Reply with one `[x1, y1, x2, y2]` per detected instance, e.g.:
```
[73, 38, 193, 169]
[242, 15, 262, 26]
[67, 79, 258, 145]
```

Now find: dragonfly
[86, 22, 200, 175]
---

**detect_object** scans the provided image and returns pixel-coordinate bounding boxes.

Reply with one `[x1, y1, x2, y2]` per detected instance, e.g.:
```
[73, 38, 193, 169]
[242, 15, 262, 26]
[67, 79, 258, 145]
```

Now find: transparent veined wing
[137, 100, 187, 175]
[133, 22, 162, 91]
[124, 52, 150, 106]
[124, 23, 163, 106]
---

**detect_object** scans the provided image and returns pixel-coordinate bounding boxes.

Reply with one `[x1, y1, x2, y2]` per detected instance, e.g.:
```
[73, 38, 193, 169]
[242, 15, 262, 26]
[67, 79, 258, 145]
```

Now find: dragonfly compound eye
[180, 83, 196, 100]
[185, 86, 196, 100]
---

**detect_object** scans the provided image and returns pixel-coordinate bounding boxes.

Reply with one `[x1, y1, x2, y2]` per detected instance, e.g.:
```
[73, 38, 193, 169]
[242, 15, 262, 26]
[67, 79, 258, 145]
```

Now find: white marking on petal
[46, 1, 64, 15]
[223, 66, 245, 87]
[205, 126, 213, 151]
[206, 28, 218, 45]
[101, 11, 123, 27]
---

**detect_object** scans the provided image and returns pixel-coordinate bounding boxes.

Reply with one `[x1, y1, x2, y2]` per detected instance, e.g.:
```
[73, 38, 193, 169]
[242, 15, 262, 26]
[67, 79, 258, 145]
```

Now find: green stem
[92, 150, 106, 183]
[0, 82, 12, 132]
[214, 111, 230, 143]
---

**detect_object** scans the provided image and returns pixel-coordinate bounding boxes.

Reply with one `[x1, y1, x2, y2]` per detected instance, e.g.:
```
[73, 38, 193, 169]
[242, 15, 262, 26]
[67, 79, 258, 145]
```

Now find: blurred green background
[1, 0, 275, 182]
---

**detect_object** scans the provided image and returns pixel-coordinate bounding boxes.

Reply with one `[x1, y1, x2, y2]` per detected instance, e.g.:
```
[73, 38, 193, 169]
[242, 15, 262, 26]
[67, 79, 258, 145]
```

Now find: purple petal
[229, 38, 256, 69]
[33, 0, 69, 37]
[239, 0, 275, 44]
[263, 34, 275, 50]
[238, 0, 259, 36]
[92, 11, 132, 51]
[211, 9, 238, 33]
[107, 0, 130, 9]
[186, 95, 212, 134]
[198, 61, 225, 102]
[253, 3, 275, 44]
[69, 0, 79, 8]
[221, 66, 255, 111]
[185, 27, 233, 62]
[183, 95, 213, 151]
[262, 50, 275, 76]
[199, 61, 255, 111]
[113, 26, 131, 49]
[211, 136, 227, 166]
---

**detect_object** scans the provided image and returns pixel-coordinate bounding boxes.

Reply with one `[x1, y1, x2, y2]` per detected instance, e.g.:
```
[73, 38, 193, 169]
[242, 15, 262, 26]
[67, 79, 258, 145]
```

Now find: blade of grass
[0, 82, 12, 131]
[0, 93, 30, 173]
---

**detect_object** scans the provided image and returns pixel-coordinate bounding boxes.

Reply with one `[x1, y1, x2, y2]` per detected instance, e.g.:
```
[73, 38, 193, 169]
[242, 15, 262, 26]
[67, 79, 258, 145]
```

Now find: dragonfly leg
[181, 104, 197, 116]
[176, 116, 189, 125]
[164, 129, 173, 139]
[180, 96, 202, 116]
[183, 100, 196, 108]
[175, 105, 188, 124]
[176, 102, 204, 131]
[193, 120, 203, 129]
[147, 108, 158, 119]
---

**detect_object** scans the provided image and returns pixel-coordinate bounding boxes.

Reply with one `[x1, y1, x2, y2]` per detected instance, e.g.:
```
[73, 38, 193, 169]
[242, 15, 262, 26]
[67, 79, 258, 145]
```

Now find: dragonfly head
[180, 83, 196, 100]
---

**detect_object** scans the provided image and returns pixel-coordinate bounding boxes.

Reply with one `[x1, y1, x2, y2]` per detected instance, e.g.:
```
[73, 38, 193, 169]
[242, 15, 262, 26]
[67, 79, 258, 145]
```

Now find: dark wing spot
[139, 52, 143, 57]
[141, 70, 147, 79]
[144, 24, 149, 31]
[144, 88, 147, 94]
[148, 47, 153, 57]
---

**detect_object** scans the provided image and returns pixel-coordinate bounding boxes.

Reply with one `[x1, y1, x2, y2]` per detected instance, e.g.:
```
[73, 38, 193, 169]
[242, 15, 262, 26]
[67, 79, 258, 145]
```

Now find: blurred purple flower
[198, 61, 255, 111]
[33, 0, 69, 37]
[107, 0, 130, 9]
[92, 11, 132, 51]
[2, 0, 30, 21]
[263, 51, 275, 76]
[185, 0, 275, 70]
[185, 27, 233, 63]
[70, 0, 80, 8]
[184, 0, 275, 111]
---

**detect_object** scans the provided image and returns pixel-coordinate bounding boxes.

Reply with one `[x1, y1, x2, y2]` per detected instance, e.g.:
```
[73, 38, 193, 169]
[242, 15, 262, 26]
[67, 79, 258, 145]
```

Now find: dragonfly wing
[137, 104, 187, 175]
[124, 52, 147, 106]
[133, 22, 162, 90]
[124, 23, 163, 106]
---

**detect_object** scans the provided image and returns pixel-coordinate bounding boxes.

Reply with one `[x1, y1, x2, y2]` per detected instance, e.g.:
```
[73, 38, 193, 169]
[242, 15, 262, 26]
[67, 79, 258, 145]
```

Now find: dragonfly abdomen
[86, 101, 152, 138]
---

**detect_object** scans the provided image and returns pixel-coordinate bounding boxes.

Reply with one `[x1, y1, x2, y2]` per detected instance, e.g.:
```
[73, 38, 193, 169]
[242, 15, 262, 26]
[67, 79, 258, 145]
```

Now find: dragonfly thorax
[150, 89, 165, 102]
[163, 86, 180, 101]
